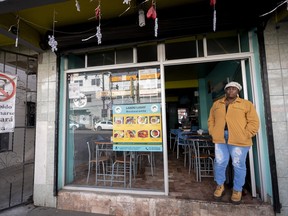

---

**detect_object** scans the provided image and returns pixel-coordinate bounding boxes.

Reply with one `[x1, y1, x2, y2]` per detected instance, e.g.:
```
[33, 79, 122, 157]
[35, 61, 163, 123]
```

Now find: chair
[110, 151, 135, 188]
[86, 141, 112, 185]
[169, 129, 180, 150]
[136, 151, 155, 176]
[175, 131, 191, 167]
[171, 129, 183, 154]
[188, 138, 214, 182]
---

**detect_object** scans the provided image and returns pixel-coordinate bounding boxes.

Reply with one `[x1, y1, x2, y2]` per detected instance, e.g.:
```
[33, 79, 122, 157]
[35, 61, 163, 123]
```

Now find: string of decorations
[259, 0, 288, 17]
[210, 0, 216, 32]
[15, 16, 20, 47]
[75, 0, 80, 12]
[82, 0, 102, 44]
[48, 9, 58, 52]
[18, 16, 96, 35]
[8, 0, 288, 52]
[120, 0, 132, 17]
[146, 0, 158, 37]
[10, 0, 160, 50]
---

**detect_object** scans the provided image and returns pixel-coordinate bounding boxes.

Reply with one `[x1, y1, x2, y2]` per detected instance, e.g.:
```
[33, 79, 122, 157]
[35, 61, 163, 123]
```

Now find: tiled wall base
[57, 190, 274, 216]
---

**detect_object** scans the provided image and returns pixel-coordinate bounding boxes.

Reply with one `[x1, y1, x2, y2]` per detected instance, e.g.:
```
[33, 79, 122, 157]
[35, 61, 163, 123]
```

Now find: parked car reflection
[69, 120, 86, 130]
[94, 120, 113, 131]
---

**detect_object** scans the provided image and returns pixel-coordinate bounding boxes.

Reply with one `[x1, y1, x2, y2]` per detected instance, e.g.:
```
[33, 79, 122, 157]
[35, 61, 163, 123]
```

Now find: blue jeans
[214, 130, 250, 192]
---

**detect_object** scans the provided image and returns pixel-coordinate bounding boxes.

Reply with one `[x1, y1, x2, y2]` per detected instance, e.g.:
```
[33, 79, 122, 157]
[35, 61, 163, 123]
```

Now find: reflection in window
[166, 41, 198, 60]
[0, 133, 9, 152]
[137, 44, 157, 62]
[74, 80, 83, 86]
[207, 35, 239, 55]
[67, 54, 85, 69]
[87, 50, 114, 67]
[65, 66, 164, 192]
[115, 48, 133, 64]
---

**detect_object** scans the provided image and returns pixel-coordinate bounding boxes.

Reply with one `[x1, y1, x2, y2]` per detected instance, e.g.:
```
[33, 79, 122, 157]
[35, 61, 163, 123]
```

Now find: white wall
[264, 20, 288, 216]
[34, 51, 57, 207]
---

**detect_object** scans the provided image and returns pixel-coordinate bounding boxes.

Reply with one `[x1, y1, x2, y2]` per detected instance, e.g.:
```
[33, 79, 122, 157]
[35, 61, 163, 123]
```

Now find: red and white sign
[0, 72, 17, 133]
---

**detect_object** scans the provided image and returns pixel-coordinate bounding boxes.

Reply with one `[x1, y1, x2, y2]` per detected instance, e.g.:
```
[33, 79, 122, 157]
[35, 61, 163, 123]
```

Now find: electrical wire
[259, 0, 288, 17]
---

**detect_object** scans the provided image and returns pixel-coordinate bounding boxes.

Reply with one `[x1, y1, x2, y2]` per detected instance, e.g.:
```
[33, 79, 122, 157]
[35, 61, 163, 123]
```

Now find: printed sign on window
[112, 103, 162, 152]
[0, 72, 17, 133]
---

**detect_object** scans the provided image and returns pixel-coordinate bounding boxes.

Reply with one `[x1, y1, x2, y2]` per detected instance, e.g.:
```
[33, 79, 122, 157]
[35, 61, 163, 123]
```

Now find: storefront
[57, 31, 272, 201]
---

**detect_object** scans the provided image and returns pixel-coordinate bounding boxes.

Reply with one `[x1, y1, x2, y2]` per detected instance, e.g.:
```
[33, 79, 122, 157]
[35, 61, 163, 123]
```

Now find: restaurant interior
[70, 61, 263, 205]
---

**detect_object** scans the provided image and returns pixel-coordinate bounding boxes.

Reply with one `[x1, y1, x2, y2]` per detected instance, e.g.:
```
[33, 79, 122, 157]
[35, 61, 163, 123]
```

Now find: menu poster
[112, 103, 162, 152]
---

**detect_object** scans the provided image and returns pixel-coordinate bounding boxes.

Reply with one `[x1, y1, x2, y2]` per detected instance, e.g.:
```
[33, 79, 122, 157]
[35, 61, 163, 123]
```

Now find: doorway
[164, 60, 257, 200]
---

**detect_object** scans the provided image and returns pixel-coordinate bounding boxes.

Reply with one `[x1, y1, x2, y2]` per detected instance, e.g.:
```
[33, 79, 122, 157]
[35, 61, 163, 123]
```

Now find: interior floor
[73, 145, 264, 205]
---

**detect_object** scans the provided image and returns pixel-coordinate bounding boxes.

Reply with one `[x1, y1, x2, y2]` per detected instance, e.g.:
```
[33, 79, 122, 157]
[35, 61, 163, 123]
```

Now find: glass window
[165, 40, 198, 60]
[207, 33, 239, 55]
[116, 48, 133, 64]
[65, 66, 164, 192]
[87, 50, 115, 67]
[74, 80, 83, 86]
[137, 44, 157, 62]
[0, 133, 9, 151]
[197, 40, 204, 57]
[67, 54, 85, 69]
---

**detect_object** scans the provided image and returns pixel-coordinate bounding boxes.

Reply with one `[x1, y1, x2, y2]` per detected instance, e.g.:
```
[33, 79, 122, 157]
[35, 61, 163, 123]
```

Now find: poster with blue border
[112, 103, 162, 152]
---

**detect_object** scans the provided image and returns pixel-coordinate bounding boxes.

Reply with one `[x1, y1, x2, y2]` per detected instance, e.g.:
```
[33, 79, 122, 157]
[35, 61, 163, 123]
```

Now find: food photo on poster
[150, 129, 160, 138]
[150, 116, 160, 124]
[125, 116, 136, 124]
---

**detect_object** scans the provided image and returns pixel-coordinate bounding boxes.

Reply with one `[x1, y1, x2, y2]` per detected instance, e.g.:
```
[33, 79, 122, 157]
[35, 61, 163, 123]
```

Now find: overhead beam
[165, 80, 198, 89]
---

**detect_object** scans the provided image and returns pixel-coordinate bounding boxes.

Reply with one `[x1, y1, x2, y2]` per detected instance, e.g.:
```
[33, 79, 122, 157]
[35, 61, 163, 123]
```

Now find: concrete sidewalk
[0, 204, 109, 216]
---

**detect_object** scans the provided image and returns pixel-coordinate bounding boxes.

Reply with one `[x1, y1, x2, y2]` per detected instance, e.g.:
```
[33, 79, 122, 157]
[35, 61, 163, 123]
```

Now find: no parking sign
[0, 72, 17, 133]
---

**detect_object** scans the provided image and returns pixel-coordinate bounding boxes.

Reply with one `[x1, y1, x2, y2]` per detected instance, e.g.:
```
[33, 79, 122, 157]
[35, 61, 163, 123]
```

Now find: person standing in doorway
[207, 81, 259, 204]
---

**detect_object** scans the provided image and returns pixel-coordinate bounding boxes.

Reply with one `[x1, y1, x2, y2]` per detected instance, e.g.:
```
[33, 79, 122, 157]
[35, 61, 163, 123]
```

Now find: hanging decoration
[123, 0, 131, 4]
[82, 0, 102, 44]
[138, 9, 146, 27]
[15, 16, 20, 47]
[146, 0, 158, 37]
[96, 26, 102, 44]
[119, 0, 131, 17]
[210, 0, 216, 32]
[95, 4, 101, 20]
[48, 10, 58, 52]
[75, 0, 80, 12]
[154, 18, 158, 37]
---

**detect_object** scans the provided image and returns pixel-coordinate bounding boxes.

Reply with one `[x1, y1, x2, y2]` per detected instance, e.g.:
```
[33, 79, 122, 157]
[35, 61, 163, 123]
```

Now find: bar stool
[86, 141, 111, 185]
[189, 139, 214, 182]
[110, 152, 134, 188]
[136, 151, 155, 176]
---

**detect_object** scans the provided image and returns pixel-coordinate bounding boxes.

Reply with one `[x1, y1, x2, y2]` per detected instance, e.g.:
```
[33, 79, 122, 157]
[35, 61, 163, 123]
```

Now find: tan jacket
[208, 97, 259, 146]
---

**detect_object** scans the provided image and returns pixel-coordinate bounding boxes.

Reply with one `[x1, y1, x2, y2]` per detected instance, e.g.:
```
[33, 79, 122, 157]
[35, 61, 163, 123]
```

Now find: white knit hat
[224, 81, 242, 91]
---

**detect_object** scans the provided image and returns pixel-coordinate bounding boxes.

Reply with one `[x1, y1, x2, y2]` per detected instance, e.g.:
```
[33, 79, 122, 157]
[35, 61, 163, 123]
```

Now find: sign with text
[112, 103, 162, 152]
[0, 72, 17, 133]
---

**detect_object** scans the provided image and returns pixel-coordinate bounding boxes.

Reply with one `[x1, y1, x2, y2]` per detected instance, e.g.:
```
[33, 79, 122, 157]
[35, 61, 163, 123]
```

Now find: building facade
[0, 2, 288, 216]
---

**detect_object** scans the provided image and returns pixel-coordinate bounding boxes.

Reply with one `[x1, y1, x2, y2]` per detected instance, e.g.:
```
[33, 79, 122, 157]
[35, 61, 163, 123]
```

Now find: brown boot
[231, 190, 242, 204]
[213, 184, 225, 200]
